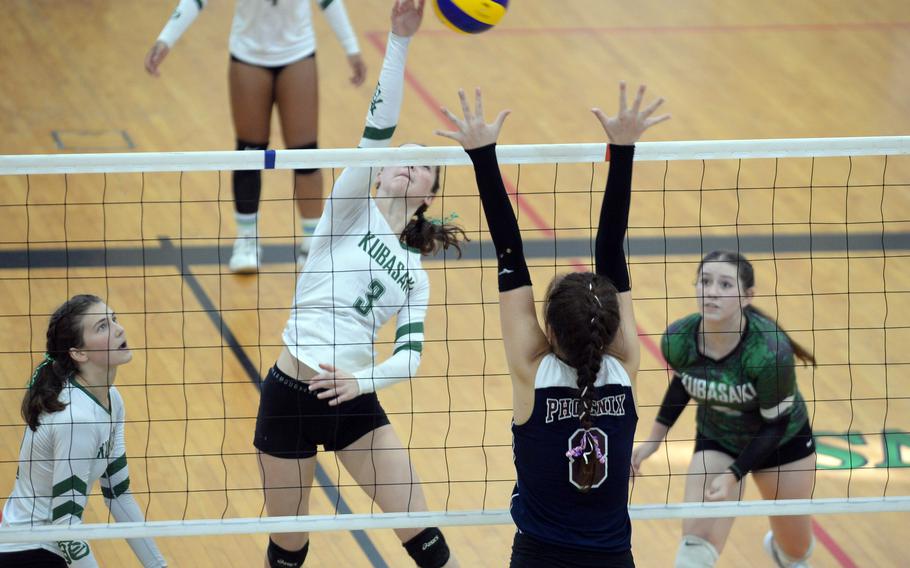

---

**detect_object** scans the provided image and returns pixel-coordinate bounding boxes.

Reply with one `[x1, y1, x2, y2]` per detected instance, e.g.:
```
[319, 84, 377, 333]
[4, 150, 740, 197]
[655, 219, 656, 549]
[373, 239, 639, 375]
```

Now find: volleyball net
[1, 136, 909, 544]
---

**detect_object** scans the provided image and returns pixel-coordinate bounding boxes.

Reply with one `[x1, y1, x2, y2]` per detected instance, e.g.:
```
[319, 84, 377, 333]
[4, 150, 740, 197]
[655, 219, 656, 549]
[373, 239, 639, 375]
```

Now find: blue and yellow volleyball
[433, 0, 509, 34]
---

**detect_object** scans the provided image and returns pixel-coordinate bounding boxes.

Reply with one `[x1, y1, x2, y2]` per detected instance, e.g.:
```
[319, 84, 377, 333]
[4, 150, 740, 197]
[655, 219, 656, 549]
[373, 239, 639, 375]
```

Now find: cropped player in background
[633, 251, 818, 568]
[146, 0, 367, 273]
[252, 2, 463, 567]
[436, 83, 668, 567]
[0, 294, 166, 568]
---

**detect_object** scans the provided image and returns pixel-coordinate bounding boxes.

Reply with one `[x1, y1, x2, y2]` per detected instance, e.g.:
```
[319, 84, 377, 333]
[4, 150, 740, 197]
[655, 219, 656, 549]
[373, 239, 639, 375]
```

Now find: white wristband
[157, 0, 205, 48]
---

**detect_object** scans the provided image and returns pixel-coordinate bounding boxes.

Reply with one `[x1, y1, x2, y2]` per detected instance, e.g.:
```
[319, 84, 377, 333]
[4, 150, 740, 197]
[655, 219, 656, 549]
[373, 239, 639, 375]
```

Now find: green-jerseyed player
[632, 251, 818, 568]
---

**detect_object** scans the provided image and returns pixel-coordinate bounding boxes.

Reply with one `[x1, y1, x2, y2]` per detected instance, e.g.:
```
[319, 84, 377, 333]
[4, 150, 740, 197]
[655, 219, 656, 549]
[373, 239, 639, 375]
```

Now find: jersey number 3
[354, 279, 386, 315]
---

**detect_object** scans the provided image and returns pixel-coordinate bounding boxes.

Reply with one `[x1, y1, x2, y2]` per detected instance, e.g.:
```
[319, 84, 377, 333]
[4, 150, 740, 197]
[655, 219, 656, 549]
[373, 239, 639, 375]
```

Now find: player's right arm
[320, 0, 424, 236]
[145, 0, 208, 76]
[48, 413, 101, 567]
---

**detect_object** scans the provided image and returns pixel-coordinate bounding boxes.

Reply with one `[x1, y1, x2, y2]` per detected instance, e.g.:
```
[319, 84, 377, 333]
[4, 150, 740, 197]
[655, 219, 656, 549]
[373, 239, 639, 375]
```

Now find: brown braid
[545, 273, 621, 492]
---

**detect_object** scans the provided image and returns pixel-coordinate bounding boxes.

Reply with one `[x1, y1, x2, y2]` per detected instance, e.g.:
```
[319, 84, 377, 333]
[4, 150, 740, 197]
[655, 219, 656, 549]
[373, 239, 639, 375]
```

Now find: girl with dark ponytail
[633, 250, 818, 568]
[1, 295, 167, 567]
[437, 83, 668, 567]
[21, 294, 100, 431]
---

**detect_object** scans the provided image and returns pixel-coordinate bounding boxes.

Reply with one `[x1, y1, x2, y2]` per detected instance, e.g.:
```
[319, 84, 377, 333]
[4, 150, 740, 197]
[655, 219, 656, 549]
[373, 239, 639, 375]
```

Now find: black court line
[1, 231, 908, 270]
[159, 238, 389, 568]
[50, 129, 135, 151]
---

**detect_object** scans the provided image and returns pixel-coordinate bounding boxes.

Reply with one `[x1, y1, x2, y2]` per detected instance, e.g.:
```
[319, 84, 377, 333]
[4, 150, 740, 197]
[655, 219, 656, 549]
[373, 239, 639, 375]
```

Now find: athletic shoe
[763, 531, 810, 568]
[229, 237, 261, 273]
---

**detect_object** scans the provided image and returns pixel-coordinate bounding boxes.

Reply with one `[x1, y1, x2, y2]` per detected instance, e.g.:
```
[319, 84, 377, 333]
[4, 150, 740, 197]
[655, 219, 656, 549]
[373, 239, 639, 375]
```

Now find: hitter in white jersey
[146, 0, 367, 273]
[252, 2, 464, 567]
[0, 295, 166, 568]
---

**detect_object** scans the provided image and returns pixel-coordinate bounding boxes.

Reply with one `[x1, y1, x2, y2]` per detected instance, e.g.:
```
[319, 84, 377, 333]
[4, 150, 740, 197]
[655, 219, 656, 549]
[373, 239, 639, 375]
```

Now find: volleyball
[433, 0, 509, 34]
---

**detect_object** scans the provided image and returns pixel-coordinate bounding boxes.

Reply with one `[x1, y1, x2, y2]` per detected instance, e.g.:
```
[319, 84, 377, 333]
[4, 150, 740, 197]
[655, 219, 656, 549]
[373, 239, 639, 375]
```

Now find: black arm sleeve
[728, 418, 791, 481]
[655, 374, 691, 428]
[595, 144, 635, 292]
[466, 144, 532, 292]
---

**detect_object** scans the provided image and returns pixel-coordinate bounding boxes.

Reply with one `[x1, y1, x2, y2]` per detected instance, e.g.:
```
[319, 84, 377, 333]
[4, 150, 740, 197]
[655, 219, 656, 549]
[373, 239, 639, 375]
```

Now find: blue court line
[159, 237, 389, 568]
[1, 231, 907, 270]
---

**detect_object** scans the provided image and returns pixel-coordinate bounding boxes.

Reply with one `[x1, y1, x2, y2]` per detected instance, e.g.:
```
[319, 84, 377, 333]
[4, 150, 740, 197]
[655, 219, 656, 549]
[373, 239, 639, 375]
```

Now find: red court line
[366, 32, 857, 568]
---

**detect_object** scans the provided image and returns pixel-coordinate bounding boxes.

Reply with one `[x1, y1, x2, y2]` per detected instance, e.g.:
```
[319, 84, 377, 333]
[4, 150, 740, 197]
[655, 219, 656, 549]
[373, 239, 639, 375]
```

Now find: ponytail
[400, 204, 467, 257]
[21, 294, 101, 431]
[745, 305, 817, 367]
[396, 166, 467, 257]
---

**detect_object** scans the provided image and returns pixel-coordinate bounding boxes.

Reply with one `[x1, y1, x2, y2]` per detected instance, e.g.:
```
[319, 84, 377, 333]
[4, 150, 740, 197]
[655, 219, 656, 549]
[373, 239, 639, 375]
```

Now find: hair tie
[27, 353, 55, 387]
[428, 211, 460, 226]
[565, 430, 606, 464]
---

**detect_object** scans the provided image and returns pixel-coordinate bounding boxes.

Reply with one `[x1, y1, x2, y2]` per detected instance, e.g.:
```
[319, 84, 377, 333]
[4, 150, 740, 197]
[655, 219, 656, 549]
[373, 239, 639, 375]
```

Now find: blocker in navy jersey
[511, 353, 638, 553]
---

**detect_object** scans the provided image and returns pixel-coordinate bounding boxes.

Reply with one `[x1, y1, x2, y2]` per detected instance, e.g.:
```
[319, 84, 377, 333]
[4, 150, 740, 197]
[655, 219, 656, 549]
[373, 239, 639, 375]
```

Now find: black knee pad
[288, 142, 319, 176]
[267, 538, 308, 568]
[234, 140, 268, 214]
[403, 527, 450, 568]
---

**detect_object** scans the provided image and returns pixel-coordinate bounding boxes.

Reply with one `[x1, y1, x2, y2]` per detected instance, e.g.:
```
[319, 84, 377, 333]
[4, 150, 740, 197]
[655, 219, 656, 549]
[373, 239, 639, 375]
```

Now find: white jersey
[283, 175, 429, 378]
[157, 0, 359, 67]
[282, 33, 424, 393]
[0, 381, 165, 567]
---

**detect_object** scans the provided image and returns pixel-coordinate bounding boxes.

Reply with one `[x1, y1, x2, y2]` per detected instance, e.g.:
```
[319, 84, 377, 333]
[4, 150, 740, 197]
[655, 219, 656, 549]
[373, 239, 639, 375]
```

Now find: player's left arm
[101, 391, 168, 567]
[355, 275, 428, 395]
[310, 275, 428, 405]
[317, 0, 366, 85]
[723, 338, 798, 484]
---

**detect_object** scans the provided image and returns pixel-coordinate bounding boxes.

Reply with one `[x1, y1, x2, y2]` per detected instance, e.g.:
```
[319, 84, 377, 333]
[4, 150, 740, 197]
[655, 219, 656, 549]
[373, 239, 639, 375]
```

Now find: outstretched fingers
[630, 84, 646, 116]
[458, 88, 473, 121]
[493, 109, 511, 131]
[617, 81, 628, 114]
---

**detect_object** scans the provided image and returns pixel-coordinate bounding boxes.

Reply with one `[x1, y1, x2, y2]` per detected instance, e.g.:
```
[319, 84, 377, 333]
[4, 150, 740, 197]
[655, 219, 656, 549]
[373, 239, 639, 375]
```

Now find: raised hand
[308, 363, 360, 406]
[592, 82, 670, 146]
[391, 0, 425, 38]
[144, 41, 170, 77]
[435, 88, 511, 150]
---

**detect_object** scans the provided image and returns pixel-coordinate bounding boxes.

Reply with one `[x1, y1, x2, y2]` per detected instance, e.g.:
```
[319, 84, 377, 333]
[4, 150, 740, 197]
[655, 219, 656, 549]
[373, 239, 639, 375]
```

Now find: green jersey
[661, 310, 809, 454]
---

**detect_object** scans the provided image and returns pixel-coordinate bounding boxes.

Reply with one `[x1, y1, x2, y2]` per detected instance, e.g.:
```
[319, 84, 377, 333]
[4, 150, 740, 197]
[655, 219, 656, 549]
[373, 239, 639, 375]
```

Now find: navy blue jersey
[511, 353, 638, 553]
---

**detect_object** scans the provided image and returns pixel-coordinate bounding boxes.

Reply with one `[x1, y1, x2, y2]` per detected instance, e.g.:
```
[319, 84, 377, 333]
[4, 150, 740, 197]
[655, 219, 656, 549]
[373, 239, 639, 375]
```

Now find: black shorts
[229, 51, 315, 78]
[0, 548, 67, 567]
[510, 532, 635, 568]
[253, 365, 391, 459]
[694, 420, 816, 471]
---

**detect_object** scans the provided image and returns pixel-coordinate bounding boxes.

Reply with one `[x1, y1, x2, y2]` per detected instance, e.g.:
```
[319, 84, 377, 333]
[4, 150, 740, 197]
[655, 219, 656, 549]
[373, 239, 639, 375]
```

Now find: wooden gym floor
[0, 1, 908, 566]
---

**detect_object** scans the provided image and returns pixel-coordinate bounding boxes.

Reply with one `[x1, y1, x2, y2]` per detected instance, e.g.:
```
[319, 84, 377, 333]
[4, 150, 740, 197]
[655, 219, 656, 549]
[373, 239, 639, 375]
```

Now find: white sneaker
[229, 237, 261, 273]
[763, 531, 811, 568]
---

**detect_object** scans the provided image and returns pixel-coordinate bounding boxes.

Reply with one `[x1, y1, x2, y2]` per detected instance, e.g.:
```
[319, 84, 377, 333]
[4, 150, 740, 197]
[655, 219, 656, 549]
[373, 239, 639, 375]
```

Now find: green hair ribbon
[27, 353, 55, 388]
[428, 212, 460, 226]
